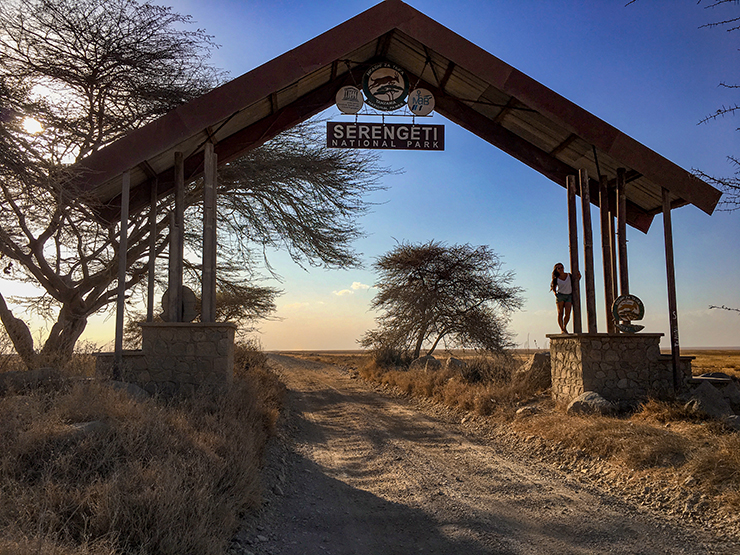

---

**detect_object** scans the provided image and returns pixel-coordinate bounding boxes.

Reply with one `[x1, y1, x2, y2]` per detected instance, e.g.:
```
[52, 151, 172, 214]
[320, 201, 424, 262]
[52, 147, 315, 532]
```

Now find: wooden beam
[411, 74, 655, 232]
[663, 187, 682, 392]
[138, 160, 157, 179]
[96, 68, 658, 235]
[330, 59, 338, 82]
[201, 143, 217, 323]
[617, 168, 630, 295]
[567, 175, 582, 334]
[375, 31, 393, 58]
[146, 178, 157, 322]
[114, 170, 130, 374]
[492, 97, 520, 125]
[600, 175, 616, 333]
[438, 61, 456, 90]
[168, 152, 185, 322]
[609, 203, 618, 304]
[580, 169, 598, 333]
[549, 133, 578, 158]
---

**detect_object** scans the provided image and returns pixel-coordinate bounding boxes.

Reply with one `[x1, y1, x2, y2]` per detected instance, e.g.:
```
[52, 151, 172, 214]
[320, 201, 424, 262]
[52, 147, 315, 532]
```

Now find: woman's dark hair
[550, 263, 563, 292]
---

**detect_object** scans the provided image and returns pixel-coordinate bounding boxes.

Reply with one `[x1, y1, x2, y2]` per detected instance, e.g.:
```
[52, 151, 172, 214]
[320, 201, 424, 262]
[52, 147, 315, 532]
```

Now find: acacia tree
[629, 0, 740, 207]
[0, 0, 385, 368]
[360, 241, 523, 360]
[692, 0, 740, 208]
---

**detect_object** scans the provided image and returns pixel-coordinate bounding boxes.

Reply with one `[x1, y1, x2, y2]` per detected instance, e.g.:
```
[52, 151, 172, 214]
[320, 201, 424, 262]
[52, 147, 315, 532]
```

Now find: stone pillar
[548, 333, 692, 406]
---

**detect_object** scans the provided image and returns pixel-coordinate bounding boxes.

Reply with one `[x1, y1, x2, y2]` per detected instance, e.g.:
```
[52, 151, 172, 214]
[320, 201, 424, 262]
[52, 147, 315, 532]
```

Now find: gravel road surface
[231, 354, 737, 555]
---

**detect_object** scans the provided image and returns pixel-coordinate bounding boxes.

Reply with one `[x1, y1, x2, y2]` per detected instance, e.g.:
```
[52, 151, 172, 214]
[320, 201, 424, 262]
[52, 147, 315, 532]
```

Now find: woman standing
[550, 263, 579, 334]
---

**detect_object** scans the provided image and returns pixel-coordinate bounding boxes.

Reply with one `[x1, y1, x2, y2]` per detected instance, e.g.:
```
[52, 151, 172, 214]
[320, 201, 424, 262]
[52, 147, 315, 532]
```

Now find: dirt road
[232, 354, 736, 554]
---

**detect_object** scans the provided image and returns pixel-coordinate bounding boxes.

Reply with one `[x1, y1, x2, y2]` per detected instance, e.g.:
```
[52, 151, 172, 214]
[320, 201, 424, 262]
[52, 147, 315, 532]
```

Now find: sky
[10, 0, 740, 352]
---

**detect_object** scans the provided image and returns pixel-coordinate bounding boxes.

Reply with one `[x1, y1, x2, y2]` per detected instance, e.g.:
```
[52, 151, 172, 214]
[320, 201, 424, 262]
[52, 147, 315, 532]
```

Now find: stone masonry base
[96, 322, 236, 396]
[548, 333, 692, 406]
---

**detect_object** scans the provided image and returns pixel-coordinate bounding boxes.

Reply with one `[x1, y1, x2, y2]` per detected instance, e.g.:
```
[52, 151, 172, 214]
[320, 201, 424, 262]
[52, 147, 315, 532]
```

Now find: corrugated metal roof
[72, 0, 720, 232]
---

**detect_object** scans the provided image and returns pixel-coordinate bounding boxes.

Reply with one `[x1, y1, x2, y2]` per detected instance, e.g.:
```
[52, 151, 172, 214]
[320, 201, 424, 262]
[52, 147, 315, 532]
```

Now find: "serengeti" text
[327, 122, 445, 151]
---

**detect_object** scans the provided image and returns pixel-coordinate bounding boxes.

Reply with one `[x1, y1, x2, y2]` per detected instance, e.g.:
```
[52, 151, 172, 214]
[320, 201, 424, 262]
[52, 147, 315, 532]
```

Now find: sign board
[612, 294, 645, 333]
[335, 86, 363, 114]
[327, 122, 444, 151]
[407, 88, 435, 116]
[362, 62, 410, 111]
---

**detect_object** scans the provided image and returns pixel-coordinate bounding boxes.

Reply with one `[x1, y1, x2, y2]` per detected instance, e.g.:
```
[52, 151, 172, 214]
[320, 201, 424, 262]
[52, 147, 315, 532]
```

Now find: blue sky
[80, 1, 740, 350]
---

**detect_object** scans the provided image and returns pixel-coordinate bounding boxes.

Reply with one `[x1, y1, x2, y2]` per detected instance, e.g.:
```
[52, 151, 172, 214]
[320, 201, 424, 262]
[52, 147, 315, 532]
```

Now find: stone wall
[548, 333, 692, 405]
[96, 322, 236, 396]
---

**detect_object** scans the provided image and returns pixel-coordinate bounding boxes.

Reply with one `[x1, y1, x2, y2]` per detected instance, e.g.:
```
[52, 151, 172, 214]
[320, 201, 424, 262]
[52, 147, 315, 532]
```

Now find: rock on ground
[684, 381, 734, 421]
[567, 391, 617, 416]
[514, 352, 551, 391]
[409, 355, 442, 372]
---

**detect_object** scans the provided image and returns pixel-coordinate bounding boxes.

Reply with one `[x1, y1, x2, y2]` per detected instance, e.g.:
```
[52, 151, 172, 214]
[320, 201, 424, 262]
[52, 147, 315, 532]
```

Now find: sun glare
[22, 117, 43, 135]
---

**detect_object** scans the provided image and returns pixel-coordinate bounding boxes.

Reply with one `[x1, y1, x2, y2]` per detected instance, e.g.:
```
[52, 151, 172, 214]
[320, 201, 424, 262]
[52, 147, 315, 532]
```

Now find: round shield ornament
[161, 286, 199, 323]
[612, 294, 645, 333]
[362, 62, 409, 111]
[407, 88, 435, 116]
[335, 86, 363, 114]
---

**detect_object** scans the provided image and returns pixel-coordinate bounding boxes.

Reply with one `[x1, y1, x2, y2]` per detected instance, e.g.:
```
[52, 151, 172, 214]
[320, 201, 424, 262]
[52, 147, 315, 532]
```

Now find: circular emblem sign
[335, 86, 363, 114]
[612, 294, 645, 333]
[407, 88, 435, 116]
[362, 62, 409, 111]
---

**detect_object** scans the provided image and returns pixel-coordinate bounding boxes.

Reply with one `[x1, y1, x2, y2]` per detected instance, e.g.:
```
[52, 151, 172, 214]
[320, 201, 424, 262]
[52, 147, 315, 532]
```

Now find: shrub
[234, 338, 269, 373]
[359, 353, 535, 417]
[369, 345, 411, 368]
[461, 354, 516, 384]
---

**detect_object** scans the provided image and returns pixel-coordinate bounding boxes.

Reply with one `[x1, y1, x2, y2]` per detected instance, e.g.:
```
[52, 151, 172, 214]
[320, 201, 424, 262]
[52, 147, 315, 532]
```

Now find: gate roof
[73, 0, 721, 232]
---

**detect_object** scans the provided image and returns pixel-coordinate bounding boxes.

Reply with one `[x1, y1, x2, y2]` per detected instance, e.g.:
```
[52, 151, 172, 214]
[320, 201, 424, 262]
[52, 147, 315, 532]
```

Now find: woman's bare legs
[557, 301, 573, 333]
[563, 301, 572, 333]
[557, 301, 566, 333]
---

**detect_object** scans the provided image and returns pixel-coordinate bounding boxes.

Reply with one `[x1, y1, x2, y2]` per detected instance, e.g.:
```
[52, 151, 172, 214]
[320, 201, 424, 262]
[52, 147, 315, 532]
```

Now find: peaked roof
[73, 0, 721, 232]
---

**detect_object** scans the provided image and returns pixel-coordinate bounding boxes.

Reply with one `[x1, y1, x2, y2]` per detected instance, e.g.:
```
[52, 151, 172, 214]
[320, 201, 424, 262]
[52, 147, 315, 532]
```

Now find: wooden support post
[609, 208, 618, 303]
[567, 175, 582, 334]
[579, 169, 598, 334]
[599, 175, 616, 334]
[662, 187, 681, 392]
[202, 143, 217, 323]
[168, 152, 185, 322]
[114, 170, 131, 373]
[146, 178, 157, 322]
[617, 168, 629, 296]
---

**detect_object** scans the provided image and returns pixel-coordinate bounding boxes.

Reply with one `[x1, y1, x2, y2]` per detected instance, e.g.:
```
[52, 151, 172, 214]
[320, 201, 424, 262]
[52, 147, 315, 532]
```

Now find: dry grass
[511, 398, 740, 514]
[0, 342, 284, 555]
[358, 353, 540, 417]
[682, 349, 740, 380]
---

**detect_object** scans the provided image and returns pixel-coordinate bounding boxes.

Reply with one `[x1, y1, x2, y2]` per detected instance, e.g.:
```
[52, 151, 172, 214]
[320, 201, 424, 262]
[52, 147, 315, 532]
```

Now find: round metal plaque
[612, 294, 645, 333]
[362, 62, 409, 111]
[335, 86, 363, 114]
[407, 88, 435, 116]
[161, 285, 199, 323]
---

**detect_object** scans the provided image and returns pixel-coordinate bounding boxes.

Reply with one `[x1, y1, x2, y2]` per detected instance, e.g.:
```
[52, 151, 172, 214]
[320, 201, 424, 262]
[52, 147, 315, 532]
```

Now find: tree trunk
[413, 328, 426, 360]
[426, 332, 445, 357]
[39, 311, 88, 368]
[0, 292, 36, 369]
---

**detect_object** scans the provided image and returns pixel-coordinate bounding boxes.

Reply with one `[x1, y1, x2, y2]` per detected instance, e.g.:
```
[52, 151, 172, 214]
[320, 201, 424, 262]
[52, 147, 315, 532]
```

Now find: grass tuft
[0, 342, 284, 555]
[359, 353, 540, 416]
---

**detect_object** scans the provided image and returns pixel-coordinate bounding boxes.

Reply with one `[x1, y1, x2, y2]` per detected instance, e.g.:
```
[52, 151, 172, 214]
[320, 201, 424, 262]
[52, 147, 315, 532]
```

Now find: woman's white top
[557, 274, 572, 294]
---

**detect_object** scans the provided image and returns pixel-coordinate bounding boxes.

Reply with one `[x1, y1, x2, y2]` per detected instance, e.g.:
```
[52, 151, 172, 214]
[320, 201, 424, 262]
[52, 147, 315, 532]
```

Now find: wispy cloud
[333, 289, 353, 296]
[351, 281, 371, 290]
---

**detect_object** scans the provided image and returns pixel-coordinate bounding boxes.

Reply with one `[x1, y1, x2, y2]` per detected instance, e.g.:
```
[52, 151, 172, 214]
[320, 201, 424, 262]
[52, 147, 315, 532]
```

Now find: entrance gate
[73, 0, 720, 399]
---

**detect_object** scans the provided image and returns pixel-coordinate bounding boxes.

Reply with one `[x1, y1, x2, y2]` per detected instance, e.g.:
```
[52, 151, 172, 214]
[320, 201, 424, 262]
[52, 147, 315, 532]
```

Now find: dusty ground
[231, 354, 739, 555]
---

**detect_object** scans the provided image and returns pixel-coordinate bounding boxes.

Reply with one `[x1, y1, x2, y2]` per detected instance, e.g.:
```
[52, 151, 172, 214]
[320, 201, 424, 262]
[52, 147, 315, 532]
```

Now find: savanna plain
[1, 347, 740, 554]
